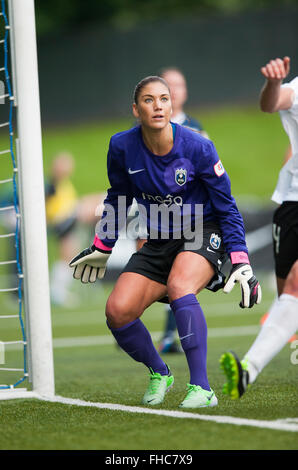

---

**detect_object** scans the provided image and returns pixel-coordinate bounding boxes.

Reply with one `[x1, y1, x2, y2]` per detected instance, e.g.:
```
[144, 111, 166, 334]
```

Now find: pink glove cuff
[93, 234, 112, 251]
[230, 251, 249, 265]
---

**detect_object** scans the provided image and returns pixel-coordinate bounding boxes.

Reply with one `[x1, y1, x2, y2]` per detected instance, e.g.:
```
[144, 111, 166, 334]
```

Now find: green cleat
[179, 384, 218, 408]
[142, 367, 174, 405]
[220, 351, 250, 399]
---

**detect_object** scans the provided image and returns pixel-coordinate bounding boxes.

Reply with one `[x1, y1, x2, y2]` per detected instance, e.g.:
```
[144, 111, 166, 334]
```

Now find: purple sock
[108, 318, 168, 375]
[170, 293, 210, 390]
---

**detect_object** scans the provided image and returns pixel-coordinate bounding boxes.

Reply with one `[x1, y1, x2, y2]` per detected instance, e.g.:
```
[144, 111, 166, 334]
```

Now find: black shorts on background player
[272, 201, 298, 279]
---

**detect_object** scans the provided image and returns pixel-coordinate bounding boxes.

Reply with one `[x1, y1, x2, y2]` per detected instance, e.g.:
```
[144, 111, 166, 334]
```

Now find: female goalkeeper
[70, 76, 261, 408]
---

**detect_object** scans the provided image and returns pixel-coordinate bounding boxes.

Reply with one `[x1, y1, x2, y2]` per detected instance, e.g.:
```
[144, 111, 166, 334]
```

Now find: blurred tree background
[31, 0, 298, 274]
[35, 0, 298, 36]
[32, 0, 298, 124]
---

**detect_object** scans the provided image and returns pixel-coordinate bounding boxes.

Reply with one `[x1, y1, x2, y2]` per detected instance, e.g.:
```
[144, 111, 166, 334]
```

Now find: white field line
[44, 300, 273, 329]
[37, 394, 298, 433]
[4, 325, 261, 351]
[1, 387, 296, 434]
[0, 296, 262, 330]
[51, 325, 261, 349]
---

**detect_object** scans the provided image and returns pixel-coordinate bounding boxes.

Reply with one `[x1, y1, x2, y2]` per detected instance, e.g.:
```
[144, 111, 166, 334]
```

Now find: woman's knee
[167, 277, 193, 302]
[167, 252, 215, 301]
[105, 294, 138, 328]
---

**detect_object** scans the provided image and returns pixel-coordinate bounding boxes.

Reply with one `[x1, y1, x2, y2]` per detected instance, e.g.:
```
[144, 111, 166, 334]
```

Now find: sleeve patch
[214, 160, 225, 177]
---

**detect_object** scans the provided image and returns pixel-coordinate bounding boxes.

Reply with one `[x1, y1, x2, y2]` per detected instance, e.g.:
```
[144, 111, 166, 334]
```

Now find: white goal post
[0, 0, 55, 399]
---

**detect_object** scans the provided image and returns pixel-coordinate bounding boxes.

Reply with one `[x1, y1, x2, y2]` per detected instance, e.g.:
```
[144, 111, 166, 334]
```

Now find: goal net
[0, 0, 54, 399]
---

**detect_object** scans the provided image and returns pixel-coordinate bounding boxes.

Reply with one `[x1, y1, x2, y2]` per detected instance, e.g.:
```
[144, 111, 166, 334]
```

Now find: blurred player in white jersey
[220, 56, 298, 399]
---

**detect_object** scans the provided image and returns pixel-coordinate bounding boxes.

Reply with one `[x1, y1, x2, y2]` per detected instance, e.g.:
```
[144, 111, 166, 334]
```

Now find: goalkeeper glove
[223, 252, 262, 308]
[69, 237, 111, 283]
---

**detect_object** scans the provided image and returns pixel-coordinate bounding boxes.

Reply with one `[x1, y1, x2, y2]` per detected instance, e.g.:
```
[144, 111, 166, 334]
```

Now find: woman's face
[133, 81, 172, 130]
[162, 70, 187, 113]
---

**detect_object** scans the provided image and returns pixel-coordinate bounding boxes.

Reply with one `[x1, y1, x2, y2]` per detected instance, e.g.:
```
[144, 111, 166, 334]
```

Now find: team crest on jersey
[214, 160, 225, 177]
[210, 233, 221, 250]
[175, 168, 187, 186]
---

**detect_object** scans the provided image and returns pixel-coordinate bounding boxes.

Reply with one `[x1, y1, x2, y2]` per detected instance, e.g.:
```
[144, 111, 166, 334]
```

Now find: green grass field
[0, 276, 297, 450]
[42, 103, 289, 200]
[0, 105, 297, 451]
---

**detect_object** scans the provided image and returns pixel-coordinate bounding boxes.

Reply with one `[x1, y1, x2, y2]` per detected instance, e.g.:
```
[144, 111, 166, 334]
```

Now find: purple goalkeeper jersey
[97, 123, 248, 255]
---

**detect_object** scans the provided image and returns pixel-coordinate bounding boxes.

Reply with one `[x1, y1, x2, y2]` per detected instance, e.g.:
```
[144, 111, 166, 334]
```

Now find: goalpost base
[0, 388, 40, 400]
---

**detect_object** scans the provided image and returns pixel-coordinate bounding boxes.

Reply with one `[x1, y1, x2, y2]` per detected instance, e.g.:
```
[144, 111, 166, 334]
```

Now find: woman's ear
[132, 103, 139, 119]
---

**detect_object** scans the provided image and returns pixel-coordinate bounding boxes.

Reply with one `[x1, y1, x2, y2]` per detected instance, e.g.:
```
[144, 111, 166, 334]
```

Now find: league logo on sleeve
[175, 168, 187, 186]
[214, 160, 225, 177]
